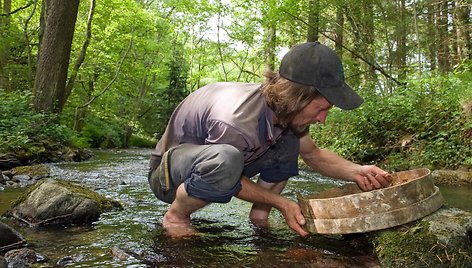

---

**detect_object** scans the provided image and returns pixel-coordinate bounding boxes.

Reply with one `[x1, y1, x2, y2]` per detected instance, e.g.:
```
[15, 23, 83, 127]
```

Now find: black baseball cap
[279, 42, 363, 110]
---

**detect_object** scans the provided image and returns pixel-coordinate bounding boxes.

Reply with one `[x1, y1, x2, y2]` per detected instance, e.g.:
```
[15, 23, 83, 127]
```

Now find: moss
[6, 180, 46, 210]
[432, 170, 472, 186]
[10, 164, 50, 178]
[53, 179, 123, 211]
[371, 222, 472, 267]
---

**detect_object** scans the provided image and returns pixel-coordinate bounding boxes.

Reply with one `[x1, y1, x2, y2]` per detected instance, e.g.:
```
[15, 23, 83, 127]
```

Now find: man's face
[289, 96, 332, 134]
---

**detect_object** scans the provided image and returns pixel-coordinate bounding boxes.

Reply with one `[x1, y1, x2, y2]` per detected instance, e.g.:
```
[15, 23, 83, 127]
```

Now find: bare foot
[162, 213, 198, 238]
[163, 222, 197, 238]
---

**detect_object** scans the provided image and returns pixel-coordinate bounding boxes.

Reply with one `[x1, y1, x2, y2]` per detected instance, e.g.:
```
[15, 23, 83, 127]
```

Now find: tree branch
[73, 35, 133, 130]
[282, 9, 406, 86]
[77, 35, 133, 110]
[0, 240, 27, 252]
[24, 0, 38, 87]
[0, 1, 33, 16]
[65, 0, 96, 105]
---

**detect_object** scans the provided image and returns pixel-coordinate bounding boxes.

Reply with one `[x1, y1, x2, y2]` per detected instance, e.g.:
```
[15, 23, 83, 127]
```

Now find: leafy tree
[0, 0, 471, 170]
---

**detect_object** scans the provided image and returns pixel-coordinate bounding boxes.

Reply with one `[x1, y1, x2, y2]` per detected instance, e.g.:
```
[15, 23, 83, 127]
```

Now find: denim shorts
[148, 131, 299, 204]
[243, 130, 299, 182]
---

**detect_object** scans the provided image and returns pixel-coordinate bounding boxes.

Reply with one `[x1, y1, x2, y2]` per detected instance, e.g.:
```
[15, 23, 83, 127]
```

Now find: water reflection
[438, 184, 472, 211]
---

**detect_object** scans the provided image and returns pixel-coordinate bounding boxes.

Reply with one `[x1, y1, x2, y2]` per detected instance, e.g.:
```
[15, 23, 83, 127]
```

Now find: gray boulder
[3, 179, 122, 226]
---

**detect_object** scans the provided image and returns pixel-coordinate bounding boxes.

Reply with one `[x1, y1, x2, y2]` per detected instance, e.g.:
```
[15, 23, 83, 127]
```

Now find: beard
[288, 123, 310, 137]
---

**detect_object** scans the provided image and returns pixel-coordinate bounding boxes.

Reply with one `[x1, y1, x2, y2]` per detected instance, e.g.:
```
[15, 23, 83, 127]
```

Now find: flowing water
[1, 149, 470, 267]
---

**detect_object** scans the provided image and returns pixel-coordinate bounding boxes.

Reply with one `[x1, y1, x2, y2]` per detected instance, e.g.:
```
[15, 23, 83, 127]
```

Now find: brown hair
[260, 70, 321, 128]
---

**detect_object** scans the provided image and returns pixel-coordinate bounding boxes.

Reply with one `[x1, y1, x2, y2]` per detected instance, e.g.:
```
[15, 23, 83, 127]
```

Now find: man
[148, 42, 392, 237]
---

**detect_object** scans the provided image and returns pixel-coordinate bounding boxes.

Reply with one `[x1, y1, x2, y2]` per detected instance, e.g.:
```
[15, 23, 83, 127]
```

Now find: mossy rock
[10, 164, 50, 179]
[370, 207, 472, 267]
[4, 179, 122, 226]
[431, 169, 472, 185]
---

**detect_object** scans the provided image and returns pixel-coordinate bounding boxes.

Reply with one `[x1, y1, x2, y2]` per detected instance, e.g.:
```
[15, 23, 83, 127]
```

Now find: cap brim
[317, 82, 364, 110]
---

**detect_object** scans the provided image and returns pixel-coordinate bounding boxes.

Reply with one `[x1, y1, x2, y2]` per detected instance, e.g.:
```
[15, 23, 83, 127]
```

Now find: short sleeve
[205, 119, 251, 154]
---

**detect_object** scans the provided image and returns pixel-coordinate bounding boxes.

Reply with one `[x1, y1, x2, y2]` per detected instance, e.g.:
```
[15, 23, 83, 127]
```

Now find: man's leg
[248, 179, 287, 225]
[149, 143, 244, 237]
[163, 183, 208, 237]
[242, 130, 300, 226]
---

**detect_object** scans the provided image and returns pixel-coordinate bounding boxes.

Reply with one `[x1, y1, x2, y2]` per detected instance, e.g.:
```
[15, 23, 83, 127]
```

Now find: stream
[1, 148, 471, 267]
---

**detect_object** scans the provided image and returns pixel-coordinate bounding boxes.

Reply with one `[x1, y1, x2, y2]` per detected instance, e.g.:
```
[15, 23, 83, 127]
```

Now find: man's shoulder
[202, 82, 260, 91]
[192, 82, 263, 104]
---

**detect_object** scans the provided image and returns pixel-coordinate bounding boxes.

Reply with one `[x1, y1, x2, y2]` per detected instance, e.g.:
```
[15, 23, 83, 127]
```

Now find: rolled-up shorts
[148, 130, 300, 204]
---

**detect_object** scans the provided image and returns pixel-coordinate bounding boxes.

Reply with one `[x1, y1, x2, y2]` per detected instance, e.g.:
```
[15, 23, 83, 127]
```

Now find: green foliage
[311, 67, 472, 171]
[78, 115, 127, 149]
[149, 44, 190, 137]
[1, 0, 470, 172]
[71, 136, 93, 149]
[129, 134, 157, 148]
[0, 90, 73, 155]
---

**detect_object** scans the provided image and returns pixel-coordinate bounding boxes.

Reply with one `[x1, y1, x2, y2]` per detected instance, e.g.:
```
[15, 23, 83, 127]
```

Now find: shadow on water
[1, 148, 470, 267]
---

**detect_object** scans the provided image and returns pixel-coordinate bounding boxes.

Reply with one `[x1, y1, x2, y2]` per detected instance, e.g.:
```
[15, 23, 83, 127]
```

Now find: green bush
[129, 134, 157, 148]
[79, 115, 127, 149]
[311, 66, 472, 171]
[0, 90, 74, 155]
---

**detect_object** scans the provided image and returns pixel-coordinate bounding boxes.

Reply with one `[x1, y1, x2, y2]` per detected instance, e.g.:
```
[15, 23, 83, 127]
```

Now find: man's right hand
[277, 200, 310, 237]
[236, 177, 309, 237]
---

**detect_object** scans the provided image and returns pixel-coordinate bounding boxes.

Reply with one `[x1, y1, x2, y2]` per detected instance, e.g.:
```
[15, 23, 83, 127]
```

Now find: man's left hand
[355, 165, 392, 191]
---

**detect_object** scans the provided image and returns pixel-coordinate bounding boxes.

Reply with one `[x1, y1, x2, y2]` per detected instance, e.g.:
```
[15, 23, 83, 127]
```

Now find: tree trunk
[396, 0, 407, 81]
[38, 0, 46, 57]
[426, 0, 438, 71]
[265, 26, 276, 72]
[216, 0, 227, 81]
[262, 0, 277, 72]
[362, 0, 376, 83]
[24, 0, 39, 89]
[307, 0, 319, 42]
[32, 0, 80, 113]
[347, 0, 377, 89]
[125, 74, 149, 147]
[412, 0, 422, 74]
[0, 0, 11, 90]
[334, 4, 344, 58]
[436, 0, 451, 73]
[74, 73, 97, 131]
[453, 0, 471, 61]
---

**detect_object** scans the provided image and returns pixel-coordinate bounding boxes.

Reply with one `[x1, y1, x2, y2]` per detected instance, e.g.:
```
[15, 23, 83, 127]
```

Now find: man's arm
[299, 134, 392, 191]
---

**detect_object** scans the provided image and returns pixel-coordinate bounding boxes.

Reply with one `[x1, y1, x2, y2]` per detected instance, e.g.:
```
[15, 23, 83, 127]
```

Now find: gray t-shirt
[149, 82, 284, 170]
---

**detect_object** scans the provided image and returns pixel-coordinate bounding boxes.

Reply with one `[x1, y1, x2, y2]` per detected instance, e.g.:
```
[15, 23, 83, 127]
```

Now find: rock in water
[3, 179, 122, 226]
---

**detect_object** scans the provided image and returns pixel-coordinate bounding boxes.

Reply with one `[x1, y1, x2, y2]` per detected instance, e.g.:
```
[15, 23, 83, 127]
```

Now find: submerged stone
[0, 222, 26, 251]
[3, 248, 44, 267]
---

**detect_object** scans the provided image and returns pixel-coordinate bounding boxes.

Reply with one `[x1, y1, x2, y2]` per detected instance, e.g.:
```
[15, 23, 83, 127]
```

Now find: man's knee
[184, 144, 244, 203]
[195, 144, 244, 190]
